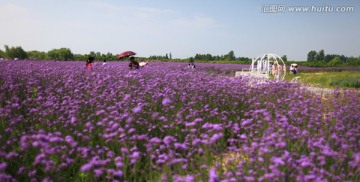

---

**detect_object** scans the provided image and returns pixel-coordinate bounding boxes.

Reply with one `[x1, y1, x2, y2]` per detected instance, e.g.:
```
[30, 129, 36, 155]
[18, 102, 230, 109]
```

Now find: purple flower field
[0, 61, 359, 181]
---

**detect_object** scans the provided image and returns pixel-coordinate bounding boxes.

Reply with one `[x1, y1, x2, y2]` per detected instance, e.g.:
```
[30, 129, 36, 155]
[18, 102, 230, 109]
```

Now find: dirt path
[302, 86, 333, 94]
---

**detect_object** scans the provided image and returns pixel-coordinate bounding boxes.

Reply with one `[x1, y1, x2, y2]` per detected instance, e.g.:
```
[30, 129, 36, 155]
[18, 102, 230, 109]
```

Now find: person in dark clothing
[128, 57, 140, 70]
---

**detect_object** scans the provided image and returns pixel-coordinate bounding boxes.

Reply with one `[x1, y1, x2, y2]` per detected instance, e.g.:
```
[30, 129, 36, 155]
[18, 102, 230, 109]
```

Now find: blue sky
[0, 0, 359, 61]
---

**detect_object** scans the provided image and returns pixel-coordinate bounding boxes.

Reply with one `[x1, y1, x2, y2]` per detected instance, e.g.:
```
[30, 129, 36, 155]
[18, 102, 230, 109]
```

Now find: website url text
[262, 5, 354, 13]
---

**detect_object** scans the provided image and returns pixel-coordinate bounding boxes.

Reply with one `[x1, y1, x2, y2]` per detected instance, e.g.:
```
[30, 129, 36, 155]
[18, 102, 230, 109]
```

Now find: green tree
[48, 48, 74, 61]
[28, 50, 47, 60]
[205, 54, 213, 61]
[89, 51, 96, 57]
[316, 50, 325, 61]
[214, 55, 221, 60]
[227, 50, 236, 61]
[194, 54, 201, 60]
[106, 52, 114, 61]
[0, 49, 4, 58]
[4, 45, 28, 59]
[47, 49, 57, 60]
[328, 57, 342, 66]
[324, 54, 336, 62]
[346, 57, 360, 66]
[339, 55, 347, 62]
[307, 50, 317, 62]
[169, 52, 172, 60]
[281, 55, 287, 62]
[74, 54, 86, 61]
[189, 57, 194, 63]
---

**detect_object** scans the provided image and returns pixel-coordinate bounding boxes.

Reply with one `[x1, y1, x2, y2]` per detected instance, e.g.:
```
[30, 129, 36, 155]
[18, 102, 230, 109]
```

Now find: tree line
[0, 45, 119, 61]
[1, 45, 359, 66]
[0, 45, 172, 62]
[306, 50, 360, 66]
[188, 51, 290, 64]
[148, 53, 172, 60]
[189, 51, 253, 64]
[0, 46, 253, 63]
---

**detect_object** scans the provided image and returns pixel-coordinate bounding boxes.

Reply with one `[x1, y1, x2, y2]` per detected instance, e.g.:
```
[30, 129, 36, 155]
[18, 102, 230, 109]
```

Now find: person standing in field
[293, 67, 297, 74]
[293, 64, 297, 74]
[86, 56, 95, 70]
[290, 64, 294, 74]
[272, 62, 283, 80]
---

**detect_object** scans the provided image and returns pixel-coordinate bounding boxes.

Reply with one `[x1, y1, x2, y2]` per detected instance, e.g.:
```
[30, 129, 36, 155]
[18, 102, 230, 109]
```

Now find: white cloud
[136, 7, 174, 18]
[88, 2, 174, 19]
[172, 16, 216, 29]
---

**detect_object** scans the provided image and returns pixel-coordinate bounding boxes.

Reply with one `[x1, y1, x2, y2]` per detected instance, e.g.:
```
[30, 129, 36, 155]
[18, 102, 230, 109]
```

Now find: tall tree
[316, 50, 325, 61]
[227, 50, 235, 61]
[4, 45, 9, 54]
[0, 49, 4, 58]
[106, 52, 113, 61]
[89, 51, 96, 57]
[281, 55, 287, 62]
[194, 54, 200, 60]
[4, 45, 28, 59]
[206, 54, 213, 61]
[307, 50, 317, 62]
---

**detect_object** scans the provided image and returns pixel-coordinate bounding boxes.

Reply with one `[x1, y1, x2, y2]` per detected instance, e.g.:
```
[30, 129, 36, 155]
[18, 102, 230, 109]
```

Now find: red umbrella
[118, 51, 136, 59]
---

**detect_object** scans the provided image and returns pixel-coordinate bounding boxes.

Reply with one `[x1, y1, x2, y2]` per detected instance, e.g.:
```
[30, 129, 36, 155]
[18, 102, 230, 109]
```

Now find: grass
[283, 71, 360, 89]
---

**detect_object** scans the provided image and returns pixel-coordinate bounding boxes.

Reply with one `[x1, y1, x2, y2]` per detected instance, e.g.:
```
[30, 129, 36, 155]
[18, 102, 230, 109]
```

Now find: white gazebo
[236, 53, 286, 79]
